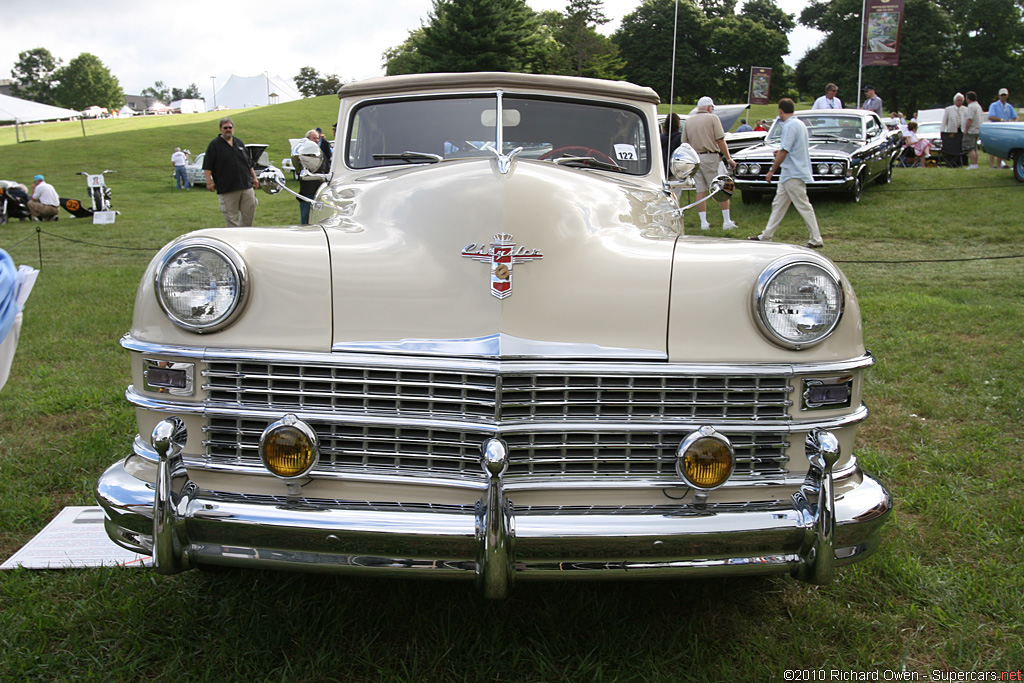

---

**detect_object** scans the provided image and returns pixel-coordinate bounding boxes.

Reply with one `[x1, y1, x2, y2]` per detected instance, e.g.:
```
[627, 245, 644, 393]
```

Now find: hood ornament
[462, 233, 543, 299]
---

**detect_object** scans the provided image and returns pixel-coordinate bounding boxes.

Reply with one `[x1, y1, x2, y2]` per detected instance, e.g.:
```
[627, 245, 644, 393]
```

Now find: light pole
[210, 76, 217, 110]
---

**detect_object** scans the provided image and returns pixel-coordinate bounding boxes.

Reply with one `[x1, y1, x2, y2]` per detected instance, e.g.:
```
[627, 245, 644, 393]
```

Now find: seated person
[903, 121, 931, 167]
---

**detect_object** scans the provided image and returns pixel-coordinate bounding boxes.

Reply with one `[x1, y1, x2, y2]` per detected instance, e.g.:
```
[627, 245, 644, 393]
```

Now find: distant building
[0, 79, 15, 97]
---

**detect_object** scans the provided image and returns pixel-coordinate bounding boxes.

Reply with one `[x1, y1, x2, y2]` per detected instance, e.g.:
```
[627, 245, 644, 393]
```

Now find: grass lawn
[1, 99, 1022, 681]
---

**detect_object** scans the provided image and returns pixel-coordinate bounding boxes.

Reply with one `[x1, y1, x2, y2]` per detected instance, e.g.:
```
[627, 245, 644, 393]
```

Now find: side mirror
[258, 167, 286, 195]
[706, 174, 735, 203]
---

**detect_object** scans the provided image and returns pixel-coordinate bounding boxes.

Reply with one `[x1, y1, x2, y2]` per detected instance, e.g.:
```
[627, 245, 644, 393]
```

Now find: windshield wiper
[372, 151, 443, 164]
[552, 155, 625, 172]
[810, 133, 852, 142]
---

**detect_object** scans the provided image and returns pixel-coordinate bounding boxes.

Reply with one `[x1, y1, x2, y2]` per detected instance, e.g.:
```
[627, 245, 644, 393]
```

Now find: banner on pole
[748, 67, 772, 106]
[862, 0, 904, 66]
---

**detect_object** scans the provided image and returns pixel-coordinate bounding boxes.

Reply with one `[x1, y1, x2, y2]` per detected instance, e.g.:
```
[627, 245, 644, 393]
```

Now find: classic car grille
[736, 164, 847, 184]
[204, 361, 792, 422]
[201, 360, 794, 482]
[205, 417, 790, 479]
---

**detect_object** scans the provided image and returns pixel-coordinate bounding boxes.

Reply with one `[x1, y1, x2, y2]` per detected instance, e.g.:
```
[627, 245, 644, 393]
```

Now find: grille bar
[205, 361, 792, 422]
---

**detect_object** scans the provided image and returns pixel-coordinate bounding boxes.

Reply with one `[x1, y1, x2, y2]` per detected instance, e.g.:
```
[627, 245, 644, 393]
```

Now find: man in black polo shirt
[203, 117, 260, 227]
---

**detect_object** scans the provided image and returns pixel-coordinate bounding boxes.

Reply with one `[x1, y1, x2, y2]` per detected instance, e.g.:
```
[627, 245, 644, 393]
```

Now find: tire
[742, 190, 764, 204]
[847, 173, 864, 202]
[1014, 151, 1024, 183]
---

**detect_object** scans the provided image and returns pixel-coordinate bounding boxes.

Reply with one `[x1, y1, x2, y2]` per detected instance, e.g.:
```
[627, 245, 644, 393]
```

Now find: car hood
[736, 138, 864, 160]
[323, 158, 680, 359]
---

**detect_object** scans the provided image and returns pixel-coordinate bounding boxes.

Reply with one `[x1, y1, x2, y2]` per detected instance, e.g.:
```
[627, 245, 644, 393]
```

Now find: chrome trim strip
[126, 385, 869, 432]
[120, 335, 875, 376]
[331, 333, 666, 360]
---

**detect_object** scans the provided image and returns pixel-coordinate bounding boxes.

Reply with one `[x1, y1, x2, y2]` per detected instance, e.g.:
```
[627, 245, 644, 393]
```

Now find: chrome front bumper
[96, 422, 891, 598]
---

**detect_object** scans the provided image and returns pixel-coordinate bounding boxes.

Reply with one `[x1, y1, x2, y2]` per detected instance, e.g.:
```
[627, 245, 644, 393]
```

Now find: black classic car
[733, 109, 903, 203]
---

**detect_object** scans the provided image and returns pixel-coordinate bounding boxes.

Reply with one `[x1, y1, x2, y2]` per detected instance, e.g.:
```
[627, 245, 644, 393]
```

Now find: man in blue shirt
[749, 98, 824, 248]
[987, 88, 1018, 168]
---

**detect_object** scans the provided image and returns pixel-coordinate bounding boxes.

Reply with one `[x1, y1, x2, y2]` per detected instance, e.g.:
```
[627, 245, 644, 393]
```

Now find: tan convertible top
[338, 72, 662, 105]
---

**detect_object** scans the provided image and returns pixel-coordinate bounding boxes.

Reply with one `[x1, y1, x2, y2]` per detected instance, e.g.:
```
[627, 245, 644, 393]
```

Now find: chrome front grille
[202, 360, 794, 483]
[205, 361, 792, 422]
[205, 421, 790, 481]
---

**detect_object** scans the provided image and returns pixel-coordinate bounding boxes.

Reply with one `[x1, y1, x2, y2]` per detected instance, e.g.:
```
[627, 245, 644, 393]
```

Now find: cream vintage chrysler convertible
[97, 72, 891, 597]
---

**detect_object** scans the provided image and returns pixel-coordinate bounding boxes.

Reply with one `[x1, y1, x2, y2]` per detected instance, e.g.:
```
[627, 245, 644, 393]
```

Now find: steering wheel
[539, 146, 617, 166]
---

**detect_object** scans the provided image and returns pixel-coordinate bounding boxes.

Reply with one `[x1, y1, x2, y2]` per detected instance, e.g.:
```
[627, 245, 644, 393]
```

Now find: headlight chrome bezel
[154, 238, 249, 334]
[753, 256, 845, 350]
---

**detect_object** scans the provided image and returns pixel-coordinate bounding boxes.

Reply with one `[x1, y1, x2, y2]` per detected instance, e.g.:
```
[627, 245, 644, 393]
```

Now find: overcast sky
[0, 0, 820, 102]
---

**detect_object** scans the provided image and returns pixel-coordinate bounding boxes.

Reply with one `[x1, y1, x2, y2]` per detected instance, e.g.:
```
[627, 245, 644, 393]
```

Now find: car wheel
[847, 173, 864, 202]
[742, 190, 764, 204]
[1014, 151, 1024, 183]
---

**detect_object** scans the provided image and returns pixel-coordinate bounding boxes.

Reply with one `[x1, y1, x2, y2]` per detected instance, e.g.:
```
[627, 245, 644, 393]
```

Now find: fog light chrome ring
[259, 414, 320, 479]
[676, 426, 735, 490]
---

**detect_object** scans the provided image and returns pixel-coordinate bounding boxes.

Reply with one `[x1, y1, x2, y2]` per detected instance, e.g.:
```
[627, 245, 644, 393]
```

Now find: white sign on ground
[0, 506, 150, 569]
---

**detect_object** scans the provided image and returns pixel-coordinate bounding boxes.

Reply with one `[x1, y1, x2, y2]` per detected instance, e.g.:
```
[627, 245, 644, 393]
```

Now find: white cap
[697, 96, 715, 109]
[999, 88, 1009, 96]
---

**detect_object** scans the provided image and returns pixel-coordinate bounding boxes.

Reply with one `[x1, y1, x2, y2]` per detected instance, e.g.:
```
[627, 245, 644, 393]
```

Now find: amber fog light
[676, 427, 734, 490]
[259, 415, 319, 479]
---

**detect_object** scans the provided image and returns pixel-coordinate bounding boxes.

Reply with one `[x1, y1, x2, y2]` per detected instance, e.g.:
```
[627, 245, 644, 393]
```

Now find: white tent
[0, 92, 81, 142]
[213, 74, 302, 110]
[0, 92, 79, 124]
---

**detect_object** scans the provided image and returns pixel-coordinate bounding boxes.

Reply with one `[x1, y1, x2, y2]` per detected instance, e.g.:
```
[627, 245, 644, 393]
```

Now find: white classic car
[98, 72, 890, 598]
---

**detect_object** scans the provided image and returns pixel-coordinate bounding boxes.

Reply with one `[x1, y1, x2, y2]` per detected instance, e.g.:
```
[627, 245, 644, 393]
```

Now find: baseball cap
[33, 174, 44, 181]
[863, 85, 874, 92]
[697, 96, 714, 108]
[999, 88, 1009, 96]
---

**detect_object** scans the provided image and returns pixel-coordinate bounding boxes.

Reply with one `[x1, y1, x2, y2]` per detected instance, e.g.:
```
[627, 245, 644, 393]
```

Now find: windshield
[768, 114, 865, 142]
[346, 94, 650, 175]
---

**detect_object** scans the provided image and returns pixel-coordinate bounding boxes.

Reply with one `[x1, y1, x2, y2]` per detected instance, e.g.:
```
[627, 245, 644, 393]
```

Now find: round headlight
[830, 163, 843, 175]
[676, 427, 734, 490]
[669, 143, 700, 180]
[747, 163, 760, 175]
[816, 163, 830, 175]
[754, 258, 844, 349]
[155, 239, 248, 333]
[259, 414, 319, 479]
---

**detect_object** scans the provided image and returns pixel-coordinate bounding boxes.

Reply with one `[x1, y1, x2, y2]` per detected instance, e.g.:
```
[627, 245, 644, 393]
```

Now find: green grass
[2, 99, 1023, 681]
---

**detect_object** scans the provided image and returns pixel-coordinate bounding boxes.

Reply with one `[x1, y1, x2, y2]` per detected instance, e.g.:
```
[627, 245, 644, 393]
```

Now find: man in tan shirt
[680, 96, 738, 229]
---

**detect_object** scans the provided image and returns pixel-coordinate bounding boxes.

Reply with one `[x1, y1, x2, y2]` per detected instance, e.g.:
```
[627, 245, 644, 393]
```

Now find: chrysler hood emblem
[462, 233, 543, 299]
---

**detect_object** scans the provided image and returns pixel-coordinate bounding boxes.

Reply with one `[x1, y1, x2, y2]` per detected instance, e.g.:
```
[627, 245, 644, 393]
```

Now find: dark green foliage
[9, 47, 62, 105]
[412, 0, 541, 73]
[294, 67, 343, 98]
[613, 0, 794, 103]
[796, 0, 1023, 112]
[53, 53, 124, 111]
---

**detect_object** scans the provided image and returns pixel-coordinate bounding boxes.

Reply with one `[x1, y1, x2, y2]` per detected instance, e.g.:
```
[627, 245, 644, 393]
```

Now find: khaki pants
[217, 188, 257, 227]
[759, 179, 822, 245]
[27, 200, 59, 221]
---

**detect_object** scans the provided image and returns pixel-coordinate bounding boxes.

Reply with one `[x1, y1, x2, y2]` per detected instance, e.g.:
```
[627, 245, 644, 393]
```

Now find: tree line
[9, 48, 124, 111]
[379, 0, 1023, 110]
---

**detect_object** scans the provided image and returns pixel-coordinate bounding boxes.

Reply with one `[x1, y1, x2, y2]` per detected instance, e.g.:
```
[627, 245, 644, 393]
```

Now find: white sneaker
[722, 221, 738, 230]
[700, 224, 710, 231]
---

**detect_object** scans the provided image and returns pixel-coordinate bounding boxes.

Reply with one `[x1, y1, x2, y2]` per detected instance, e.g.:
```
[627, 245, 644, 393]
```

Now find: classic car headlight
[816, 163, 830, 175]
[753, 258, 844, 349]
[155, 239, 248, 333]
[676, 427, 734, 490]
[830, 163, 843, 175]
[259, 414, 319, 479]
